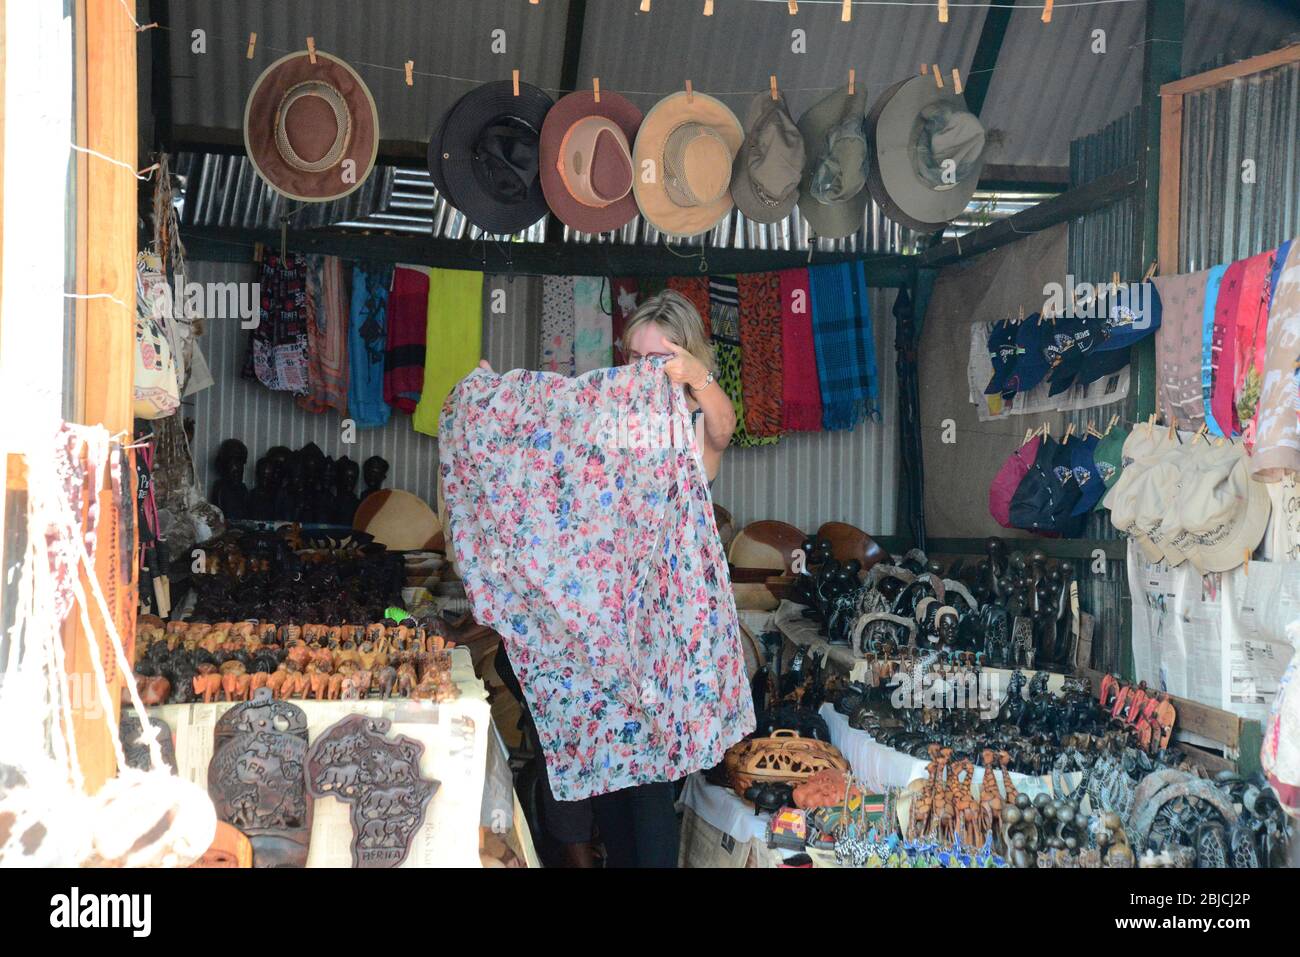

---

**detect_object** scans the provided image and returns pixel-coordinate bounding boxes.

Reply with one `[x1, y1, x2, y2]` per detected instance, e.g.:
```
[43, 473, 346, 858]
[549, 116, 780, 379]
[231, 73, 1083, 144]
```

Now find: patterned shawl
[297, 255, 351, 415]
[347, 262, 393, 429]
[710, 276, 779, 448]
[540, 276, 576, 375]
[439, 359, 754, 800]
[737, 271, 784, 437]
[667, 276, 712, 339]
[244, 251, 311, 395]
[573, 276, 613, 374]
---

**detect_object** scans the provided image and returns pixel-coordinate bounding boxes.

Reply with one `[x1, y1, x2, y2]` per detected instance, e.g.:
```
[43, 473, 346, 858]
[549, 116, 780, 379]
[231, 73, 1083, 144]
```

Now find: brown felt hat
[540, 91, 643, 235]
[243, 50, 379, 203]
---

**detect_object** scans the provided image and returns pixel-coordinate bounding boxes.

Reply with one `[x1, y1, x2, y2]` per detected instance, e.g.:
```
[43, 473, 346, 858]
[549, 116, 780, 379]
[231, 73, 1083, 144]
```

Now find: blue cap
[1098, 281, 1162, 351]
[1003, 314, 1050, 395]
[983, 319, 1021, 397]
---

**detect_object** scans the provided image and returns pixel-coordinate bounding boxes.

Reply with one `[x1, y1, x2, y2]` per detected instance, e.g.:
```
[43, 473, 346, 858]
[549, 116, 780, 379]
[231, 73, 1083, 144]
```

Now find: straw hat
[632, 90, 744, 237]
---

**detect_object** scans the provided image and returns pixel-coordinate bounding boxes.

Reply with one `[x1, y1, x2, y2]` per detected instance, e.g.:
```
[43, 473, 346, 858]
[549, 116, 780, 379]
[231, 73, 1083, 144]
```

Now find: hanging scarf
[710, 276, 778, 448]
[737, 271, 784, 438]
[383, 265, 430, 413]
[1210, 258, 1245, 437]
[779, 267, 823, 431]
[347, 262, 394, 429]
[808, 262, 879, 430]
[667, 276, 712, 339]
[1249, 241, 1300, 480]
[540, 276, 576, 375]
[610, 277, 640, 363]
[412, 269, 484, 438]
[439, 359, 755, 800]
[244, 251, 311, 395]
[1236, 242, 1291, 449]
[297, 256, 351, 415]
[573, 276, 613, 374]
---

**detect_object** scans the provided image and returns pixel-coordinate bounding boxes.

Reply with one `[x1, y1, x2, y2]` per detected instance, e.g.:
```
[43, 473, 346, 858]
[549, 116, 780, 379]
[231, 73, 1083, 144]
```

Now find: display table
[819, 704, 1081, 797]
[677, 774, 792, 868]
[150, 647, 529, 868]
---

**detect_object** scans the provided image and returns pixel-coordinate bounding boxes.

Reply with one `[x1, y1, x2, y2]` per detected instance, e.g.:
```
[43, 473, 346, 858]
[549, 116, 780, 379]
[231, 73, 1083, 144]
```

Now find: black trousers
[590, 780, 679, 868]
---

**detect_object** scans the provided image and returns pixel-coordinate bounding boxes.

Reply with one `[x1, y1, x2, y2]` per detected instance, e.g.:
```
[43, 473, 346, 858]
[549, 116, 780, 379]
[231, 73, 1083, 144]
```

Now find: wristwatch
[693, 371, 715, 392]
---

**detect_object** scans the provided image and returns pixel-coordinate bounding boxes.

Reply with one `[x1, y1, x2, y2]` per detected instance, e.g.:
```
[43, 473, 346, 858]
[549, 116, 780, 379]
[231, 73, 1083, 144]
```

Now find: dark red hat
[539, 91, 642, 235]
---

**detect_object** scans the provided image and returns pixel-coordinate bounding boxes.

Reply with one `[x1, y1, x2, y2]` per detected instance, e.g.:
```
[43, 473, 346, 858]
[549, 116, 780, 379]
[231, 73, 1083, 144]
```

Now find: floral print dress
[439, 358, 755, 801]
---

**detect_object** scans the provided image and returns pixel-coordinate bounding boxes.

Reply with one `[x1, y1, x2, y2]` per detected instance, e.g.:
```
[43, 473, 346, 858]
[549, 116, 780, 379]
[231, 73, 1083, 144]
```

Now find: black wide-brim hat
[427, 80, 554, 235]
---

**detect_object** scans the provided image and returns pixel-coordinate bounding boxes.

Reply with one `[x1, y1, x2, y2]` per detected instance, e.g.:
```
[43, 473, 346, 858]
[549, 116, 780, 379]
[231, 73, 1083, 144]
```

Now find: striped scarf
[297, 255, 351, 415]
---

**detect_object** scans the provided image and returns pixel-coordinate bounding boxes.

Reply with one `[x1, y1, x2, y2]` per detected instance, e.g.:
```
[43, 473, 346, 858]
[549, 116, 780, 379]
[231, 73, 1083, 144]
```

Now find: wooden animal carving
[193, 673, 222, 703]
[328, 673, 345, 700]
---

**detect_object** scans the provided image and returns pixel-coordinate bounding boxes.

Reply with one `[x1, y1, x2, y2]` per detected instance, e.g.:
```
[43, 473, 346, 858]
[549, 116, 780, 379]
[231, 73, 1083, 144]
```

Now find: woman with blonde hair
[471, 288, 737, 867]
[622, 289, 736, 483]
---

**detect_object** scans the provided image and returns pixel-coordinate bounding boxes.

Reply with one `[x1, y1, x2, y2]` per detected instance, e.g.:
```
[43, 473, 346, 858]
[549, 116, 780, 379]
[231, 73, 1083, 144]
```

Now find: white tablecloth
[679, 772, 770, 844]
[819, 704, 1077, 798]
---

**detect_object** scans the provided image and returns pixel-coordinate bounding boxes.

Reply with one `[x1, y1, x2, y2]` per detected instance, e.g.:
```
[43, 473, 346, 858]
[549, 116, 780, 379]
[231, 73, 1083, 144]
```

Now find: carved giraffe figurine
[907, 744, 943, 840]
[931, 748, 955, 842]
[979, 748, 1005, 848]
[997, 750, 1019, 808]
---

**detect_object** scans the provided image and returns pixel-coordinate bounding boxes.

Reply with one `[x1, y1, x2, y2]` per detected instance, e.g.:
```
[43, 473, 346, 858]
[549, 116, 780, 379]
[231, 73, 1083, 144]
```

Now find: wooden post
[64, 0, 139, 793]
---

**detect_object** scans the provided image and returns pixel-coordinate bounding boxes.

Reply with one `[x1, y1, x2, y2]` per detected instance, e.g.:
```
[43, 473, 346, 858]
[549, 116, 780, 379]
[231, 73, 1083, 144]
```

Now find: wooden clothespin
[513, 69, 520, 96]
[841, 0, 853, 22]
[404, 60, 414, 87]
[921, 63, 929, 75]
[1065, 422, 1076, 441]
[1143, 260, 1158, 282]
[770, 76, 779, 101]
[1243, 549, 1250, 575]
[704, 0, 714, 15]
[938, 0, 950, 24]
[1147, 413, 1157, 432]
[306, 36, 317, 64]
[788, 1, 799, 13]
[685, 79, 694, 103]
[1111, 270, 1121, 292]
[1107, 413, 1119, 433]
[640, 0, 651, 11]
[848, 69, 855, 95]
[933, 65, 944, 89]
[1042, 0, 1054, 24]
[1018, 304, 1025, 322]
[593, 77, 601, 103]
[1168, 419, 1177, 440]
[1024, 428, 1035, 446]
[952, 68, 963, 95]
[246, 33, 257, 59]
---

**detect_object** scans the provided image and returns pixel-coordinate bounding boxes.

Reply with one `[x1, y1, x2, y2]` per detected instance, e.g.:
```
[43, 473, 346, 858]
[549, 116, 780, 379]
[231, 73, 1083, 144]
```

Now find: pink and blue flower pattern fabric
[440, 359, 754, 801]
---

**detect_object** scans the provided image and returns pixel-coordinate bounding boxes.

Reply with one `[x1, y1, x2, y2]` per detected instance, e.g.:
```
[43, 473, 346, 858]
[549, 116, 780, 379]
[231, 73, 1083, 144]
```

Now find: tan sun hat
[632, 90, 744, 237]
[243, 49, 379, 202]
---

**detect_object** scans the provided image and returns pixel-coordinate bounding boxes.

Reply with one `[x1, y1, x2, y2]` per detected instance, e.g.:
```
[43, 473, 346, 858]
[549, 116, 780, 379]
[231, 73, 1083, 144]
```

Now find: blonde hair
[621, 290, 717, 377]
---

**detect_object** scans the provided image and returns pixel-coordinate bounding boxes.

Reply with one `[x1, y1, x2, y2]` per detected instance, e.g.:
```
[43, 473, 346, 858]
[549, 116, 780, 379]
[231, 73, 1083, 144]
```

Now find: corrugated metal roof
[166, 0, 1300, 240]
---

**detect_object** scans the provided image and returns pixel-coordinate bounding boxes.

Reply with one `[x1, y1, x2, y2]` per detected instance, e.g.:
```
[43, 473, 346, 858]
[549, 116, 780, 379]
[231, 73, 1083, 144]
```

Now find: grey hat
[796, 87, 871, 240]
[865, 75, 986, 232]
[731, 92, 805, 224]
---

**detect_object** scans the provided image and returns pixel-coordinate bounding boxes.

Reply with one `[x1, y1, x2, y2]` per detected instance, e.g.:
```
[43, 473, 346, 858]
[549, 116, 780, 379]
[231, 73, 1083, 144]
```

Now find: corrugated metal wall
[187, 260, 895, 536]
[1177, 60, 1300, 271]
[711, 289, 899, 537]
[186, 260, 538, 505]
[1063, 108, 1142, 674]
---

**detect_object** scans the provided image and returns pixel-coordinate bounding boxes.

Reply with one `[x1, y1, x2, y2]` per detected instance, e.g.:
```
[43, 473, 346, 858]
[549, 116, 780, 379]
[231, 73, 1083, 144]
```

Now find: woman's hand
[662, 342, 710, 392]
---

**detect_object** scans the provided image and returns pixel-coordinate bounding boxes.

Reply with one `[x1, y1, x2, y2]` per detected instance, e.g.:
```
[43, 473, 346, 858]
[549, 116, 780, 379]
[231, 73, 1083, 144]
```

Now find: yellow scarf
[412, 269, 484, 437]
